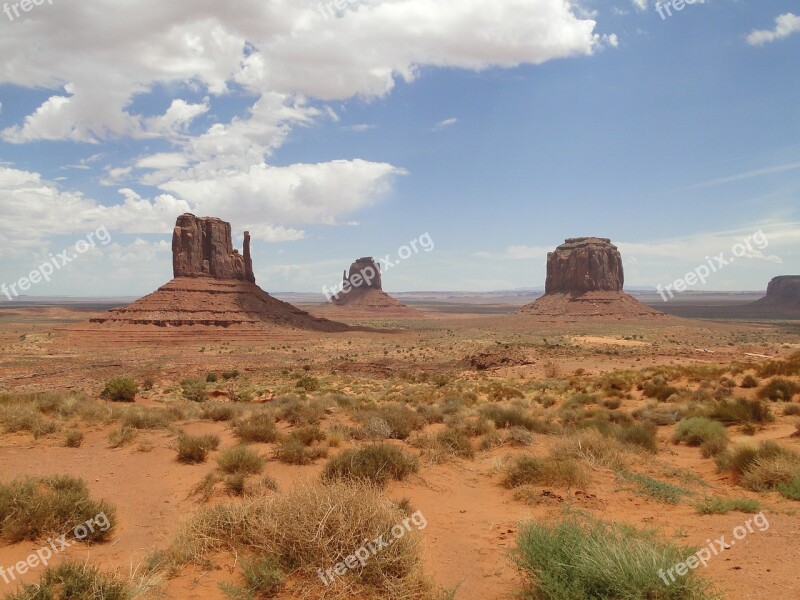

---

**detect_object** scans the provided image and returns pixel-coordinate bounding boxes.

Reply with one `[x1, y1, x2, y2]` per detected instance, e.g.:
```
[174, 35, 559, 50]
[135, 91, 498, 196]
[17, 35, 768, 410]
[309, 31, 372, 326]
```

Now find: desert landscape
[1, 2, 799, 599]
[0, 214, 799, 600]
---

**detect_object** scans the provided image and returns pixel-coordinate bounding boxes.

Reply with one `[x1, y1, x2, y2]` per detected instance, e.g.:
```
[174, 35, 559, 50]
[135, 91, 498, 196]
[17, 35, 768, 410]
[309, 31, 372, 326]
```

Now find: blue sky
[0, 0, 798, 298]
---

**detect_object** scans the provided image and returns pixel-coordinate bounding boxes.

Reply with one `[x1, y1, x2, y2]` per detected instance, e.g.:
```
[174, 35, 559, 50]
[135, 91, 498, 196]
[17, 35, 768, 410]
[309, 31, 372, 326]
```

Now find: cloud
[433, 117, 458, 131]
[630, 0, 647, 10]
[681, 160, 800, 190]
[746, 13, 800, 46]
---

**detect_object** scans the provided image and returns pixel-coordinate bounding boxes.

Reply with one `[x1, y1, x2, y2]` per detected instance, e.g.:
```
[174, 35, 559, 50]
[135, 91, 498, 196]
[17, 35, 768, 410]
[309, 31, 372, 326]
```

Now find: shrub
[101, 377, 138, 402]
[201, 403, 237, 422]
[222, 370, 241, 380]
[168, 482, 430, 597]
[784, 404, 800, 416]
[360, 405, 422, 440]
[323, 444, 419, 486]
[777, 475, 800, 500]
[217, 446, 265, 475]
[506, 427, 534, 446]
[614, 423, 657, 453]
[758, 378, 799, 402]
[707, 398, 773, 425]
[740, 453, 800, 493]
[233, 413, 279, 443]
[240, 555, 284, 596]
[177, 433, 220, 464]
[277, 396, 324, 425]
[428, 428, 475, 460]
[632, 404, 682, 426]
[480, 405, 537, 431]
[757, 352, 800, 378]
[514, 516, 717, 600]
[642, 381, 680, 402]
[181, 378, 209, 402]
[64, 429, 84, 448]
[503, 455, 589, 489]
[673, 417, 728, 454]
[5, 562, 136, 600]
[0, 476, 115, 543]
[108, 425, 136, 448]
[296, 376, 320, 392]
[273, 437, 327, 465]
[740, 374, 759, 388]
[695, 496, 761, 515]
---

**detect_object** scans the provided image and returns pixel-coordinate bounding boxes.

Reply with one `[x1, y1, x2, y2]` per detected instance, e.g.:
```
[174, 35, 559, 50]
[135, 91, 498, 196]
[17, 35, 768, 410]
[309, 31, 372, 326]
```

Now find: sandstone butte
[520, 237, 665, 319]
[753, 275, 800, 310]
[323, 257, 420, 317]
[87, 214, 350, 332]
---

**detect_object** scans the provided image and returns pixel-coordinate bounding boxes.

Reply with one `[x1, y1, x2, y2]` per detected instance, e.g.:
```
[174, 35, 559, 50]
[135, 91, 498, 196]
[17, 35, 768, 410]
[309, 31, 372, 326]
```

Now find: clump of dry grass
[168, 481, 432, 599]
[550, 429, 628, 470]
[503, 455, 589, 489]
[323, 443, 419, 486]
[413, 428, 475, 463]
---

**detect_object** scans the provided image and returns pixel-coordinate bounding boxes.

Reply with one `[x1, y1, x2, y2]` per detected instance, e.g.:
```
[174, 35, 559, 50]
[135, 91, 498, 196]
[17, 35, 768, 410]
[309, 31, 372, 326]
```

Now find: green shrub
[222, 370, 241, 380]
[206, 373, 218, 383]
[217, 446, 265, 475]
[181, 378, 209, 402]
[108, 425, 136, 448]
[740, 374, 759, 388]
[503, 455, 589, 489]
[758, 378, 799, 402]
[201, 403, 237, 422]
[241, 555, 284, 596]
[177, 433, 220, 464]
[514, 516, 717, 600]
[480, 405, 537, 431]
[322, 444, 419, 486]
[296, 376, 320, 392]
[0, 476, 115, 543]
[273, 437, 327, 465]
[707, 398, 773, 425]
[101, 377, 138, 402]
[642, 381, 680, 402]
[673, 417, 728, 454]
[777, 475, 800, 500]
[434, 428, 475, 459]
[614, 423, 657, 453]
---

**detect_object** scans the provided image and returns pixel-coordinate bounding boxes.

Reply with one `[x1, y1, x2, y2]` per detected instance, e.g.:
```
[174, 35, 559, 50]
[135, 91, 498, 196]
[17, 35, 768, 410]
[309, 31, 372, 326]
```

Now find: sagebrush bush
[707, 398, 773, 425]
[101, 377, 138, 402]
[673, 418, 728, 456]
[0, 476, 115, 543]
[757, 378, 799, 402]
[5, 562, 139, 600]
[322, 443, 419, 486]
[181, 378, 209, 402]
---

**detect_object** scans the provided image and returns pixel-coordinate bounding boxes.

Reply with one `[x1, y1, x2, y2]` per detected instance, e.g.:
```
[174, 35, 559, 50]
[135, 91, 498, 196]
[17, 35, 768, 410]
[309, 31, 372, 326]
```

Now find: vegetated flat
[0, 299, 799, 600]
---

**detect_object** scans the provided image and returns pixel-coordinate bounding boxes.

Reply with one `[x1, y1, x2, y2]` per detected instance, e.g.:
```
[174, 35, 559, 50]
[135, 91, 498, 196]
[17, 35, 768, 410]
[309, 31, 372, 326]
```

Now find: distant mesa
[520, 237, 664, 319]
[88, 213, 350, 332]
[752, 276, 800, 310]
[325, 257, 419, 316]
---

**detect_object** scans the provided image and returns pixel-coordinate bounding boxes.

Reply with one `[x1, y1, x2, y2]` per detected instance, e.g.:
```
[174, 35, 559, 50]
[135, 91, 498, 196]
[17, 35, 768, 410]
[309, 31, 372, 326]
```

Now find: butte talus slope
[520, 237, 664, 319]
[88, 214, 349, 332]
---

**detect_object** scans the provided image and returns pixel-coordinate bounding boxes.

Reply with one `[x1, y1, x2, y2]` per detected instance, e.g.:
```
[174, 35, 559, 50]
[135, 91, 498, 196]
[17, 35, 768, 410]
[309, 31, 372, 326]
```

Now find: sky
[0, 0, 798, 298]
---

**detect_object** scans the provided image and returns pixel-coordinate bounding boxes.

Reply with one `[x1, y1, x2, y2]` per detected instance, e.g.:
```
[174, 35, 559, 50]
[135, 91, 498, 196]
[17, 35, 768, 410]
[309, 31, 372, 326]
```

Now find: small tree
[101, 377, 138, 402]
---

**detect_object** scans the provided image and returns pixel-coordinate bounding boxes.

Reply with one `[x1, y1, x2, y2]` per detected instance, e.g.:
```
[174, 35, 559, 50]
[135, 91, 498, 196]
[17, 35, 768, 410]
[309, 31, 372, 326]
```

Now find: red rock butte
[326, 257, 419, 316]
[520, 237, 664, 319]
[85, 214, 350, 332]
[752, 276, 800, 310]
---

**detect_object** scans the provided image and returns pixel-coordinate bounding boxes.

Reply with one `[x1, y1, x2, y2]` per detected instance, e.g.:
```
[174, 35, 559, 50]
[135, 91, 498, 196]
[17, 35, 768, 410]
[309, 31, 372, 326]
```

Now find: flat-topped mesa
[766, 276, 800, 302]
[343, 257, 383, 291]
[545, 237, 624, 295]
[172, 213, 255, 283]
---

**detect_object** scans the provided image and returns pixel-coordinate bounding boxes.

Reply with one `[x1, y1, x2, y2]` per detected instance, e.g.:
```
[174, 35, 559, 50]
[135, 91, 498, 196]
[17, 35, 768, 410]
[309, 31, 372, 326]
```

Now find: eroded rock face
[172, 213, 255, 283]
[343, 257, 382, 291]
[545, 237, 624, 295]
[766, 276, 800, 302]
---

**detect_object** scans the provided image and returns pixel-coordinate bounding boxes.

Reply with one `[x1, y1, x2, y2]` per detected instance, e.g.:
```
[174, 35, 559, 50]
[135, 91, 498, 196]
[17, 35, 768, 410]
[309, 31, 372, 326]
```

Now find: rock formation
[521, 237, 664, 319]
[172, 214, 255, 283]
[87, 214, 349, 332]
[322, 257, 419, 317]
[545, 238, 623, 294]
[752, 276, 800, 310]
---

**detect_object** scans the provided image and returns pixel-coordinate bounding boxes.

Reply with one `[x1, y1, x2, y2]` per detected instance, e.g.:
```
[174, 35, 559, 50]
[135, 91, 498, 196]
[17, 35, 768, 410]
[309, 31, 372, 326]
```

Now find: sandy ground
[0, 305, 799, 599]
